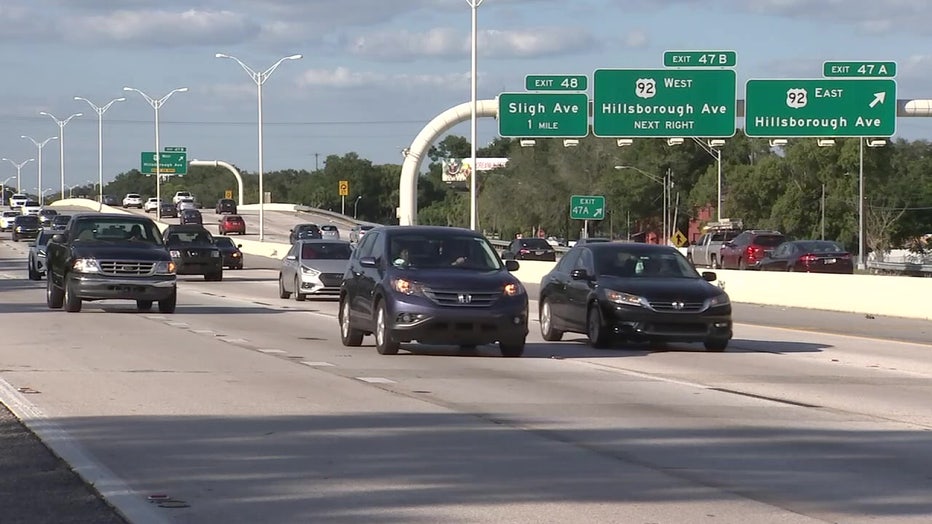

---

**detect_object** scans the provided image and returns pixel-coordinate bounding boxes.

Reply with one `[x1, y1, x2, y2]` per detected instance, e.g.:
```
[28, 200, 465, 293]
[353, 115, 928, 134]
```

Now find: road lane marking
[301, 361, 335, 367]
[356, 377, 395, 384]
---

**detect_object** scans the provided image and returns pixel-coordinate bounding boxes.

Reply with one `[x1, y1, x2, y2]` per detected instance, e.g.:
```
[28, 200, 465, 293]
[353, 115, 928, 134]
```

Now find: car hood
[301, 259, 349, 273]
[596, 275, 722, 301]
[71, 242, 172, 261]
[393, 268, 519, 292]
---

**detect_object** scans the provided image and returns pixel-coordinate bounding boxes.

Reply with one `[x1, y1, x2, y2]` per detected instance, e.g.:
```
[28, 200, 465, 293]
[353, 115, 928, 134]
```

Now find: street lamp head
[215, 53, 230, 59]
[177, 87, 189, 93]
[122, 87, 135, 92]
[286, 54, 303, 60]
[38, 111, 50, 117]
[115, 97, 126, 102]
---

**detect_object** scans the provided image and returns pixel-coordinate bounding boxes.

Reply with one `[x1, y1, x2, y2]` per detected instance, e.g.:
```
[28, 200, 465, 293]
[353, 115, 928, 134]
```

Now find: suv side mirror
[570, 268, 591, 280]
[504, 260, 519, 271]
[51, 233, 66, 243]
[359, 256, 377, 268]
[701, 271, 717, 282]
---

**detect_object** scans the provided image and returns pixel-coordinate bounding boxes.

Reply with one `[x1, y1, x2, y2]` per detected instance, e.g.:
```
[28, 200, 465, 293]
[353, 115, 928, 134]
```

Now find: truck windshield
[72, 219, 164, 245]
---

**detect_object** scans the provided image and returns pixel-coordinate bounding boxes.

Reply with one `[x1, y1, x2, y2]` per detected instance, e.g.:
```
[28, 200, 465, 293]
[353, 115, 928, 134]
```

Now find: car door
[541, 249, 579, 329]
[281, 243, 298, 291]
[564, 248, 596, 330]
[357, 232, 385, 327]
[347, 232, 376, 326]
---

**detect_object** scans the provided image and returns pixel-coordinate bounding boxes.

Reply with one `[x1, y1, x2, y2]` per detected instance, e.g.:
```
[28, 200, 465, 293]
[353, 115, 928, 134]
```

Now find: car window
[354, 231, 377, 258]
[214, 237, 236, 248]
[595, 247, 699, 278]
[520, 238, 551, 249]
[73, 219, 163, 244]
[755, 235, 785, 247]
[301, 242, 352, 260]
[165, 229, 212, 245]
[321, 225, 337, 231]
[554, 249, 580, 272]
[576, 249, 593, 271]
[369, 233, 385, 262]
[388, 231, 503, 271]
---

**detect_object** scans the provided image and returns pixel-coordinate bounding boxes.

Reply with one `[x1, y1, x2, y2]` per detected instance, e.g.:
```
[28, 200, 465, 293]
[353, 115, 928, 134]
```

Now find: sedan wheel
[339, 297, 364, 346]
[293, 277, 306, 302]
[278, 274, 291, 299]
[539, 299, 563, 341]
[374, 303, 399, 355]
[586, 303, 610, 348]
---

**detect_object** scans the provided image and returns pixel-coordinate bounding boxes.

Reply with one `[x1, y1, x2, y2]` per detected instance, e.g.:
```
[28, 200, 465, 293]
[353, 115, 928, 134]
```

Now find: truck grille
[424, 289, 500, 307]
[648, 300, 706, 313]
[99, 261, 155, 276]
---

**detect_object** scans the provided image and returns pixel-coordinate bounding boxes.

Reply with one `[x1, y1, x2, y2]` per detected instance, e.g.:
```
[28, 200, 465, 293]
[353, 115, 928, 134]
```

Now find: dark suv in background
[719, 230, 786, 270]
[339, 226, 528, 357]
[216, 198, 237, 214]
[502, 237, 557, 261]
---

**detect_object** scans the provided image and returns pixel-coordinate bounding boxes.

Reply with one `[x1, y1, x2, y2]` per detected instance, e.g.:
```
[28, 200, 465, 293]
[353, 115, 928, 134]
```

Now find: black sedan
[214, 236, 244, 269]
[538, 243, 732, 351]
[758, 240, 855, 274]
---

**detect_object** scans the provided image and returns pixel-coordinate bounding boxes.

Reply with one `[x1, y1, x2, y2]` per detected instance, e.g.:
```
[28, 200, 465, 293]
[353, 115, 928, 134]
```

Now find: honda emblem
[672, 301, 685, 310]
[457, 293, 472, 304]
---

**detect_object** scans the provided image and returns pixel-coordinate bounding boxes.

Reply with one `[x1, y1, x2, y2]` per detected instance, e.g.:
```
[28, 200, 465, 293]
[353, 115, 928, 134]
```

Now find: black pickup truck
[45, 213, 178, 313]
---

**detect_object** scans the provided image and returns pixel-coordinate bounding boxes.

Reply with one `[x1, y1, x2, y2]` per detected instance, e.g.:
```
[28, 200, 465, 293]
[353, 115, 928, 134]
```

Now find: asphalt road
[2, 231, 931, 523]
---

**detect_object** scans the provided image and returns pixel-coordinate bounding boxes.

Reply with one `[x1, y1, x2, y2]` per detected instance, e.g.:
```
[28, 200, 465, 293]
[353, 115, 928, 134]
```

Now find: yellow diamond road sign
[671, 230, 688, 247]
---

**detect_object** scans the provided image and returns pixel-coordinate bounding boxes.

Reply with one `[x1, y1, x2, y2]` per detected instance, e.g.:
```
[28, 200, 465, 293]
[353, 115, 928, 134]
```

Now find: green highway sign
[525, 74, 587, 91]
[823, 61, 896, 78]
[592, 68, 736, 138]
[570, 195, 605, 221]
[744, 79, 897, 137]
[663, 50, 737, 68]
[163, 146, 187, 152]
[141, 151, 187, 175]
[498, 92, 589, 138]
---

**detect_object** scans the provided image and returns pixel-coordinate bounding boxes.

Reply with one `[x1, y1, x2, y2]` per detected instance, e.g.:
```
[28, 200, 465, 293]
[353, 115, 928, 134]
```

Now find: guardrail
[868, 261, 932, 277]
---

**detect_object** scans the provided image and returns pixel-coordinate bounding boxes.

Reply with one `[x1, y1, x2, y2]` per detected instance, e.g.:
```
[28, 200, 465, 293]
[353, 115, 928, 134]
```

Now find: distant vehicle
[20, 201, 41, 216]
[143, 198, 161, 213]
[1, 210, 20, 231]
[9, 193, 28, 209]
[179, 209, 203, 225]
[100, 195, 119, 206]
[719, 230, 787, 270]
[45, 213, 177, 313]
[502, 237, 557, 262]
[213, 236, 243, 270]
[574, 237, 612, 245]
[338, 226, 527, 357]
[538, 242, 732, 351]
[122, 193, 143, 209]
[172, 191, 193, 205]
[37, 208, 58, 227]
[215, 198, 237, 214]
[348, 224, 374, 243]
[320, 224, 340, 240]
[50, 214, 71, 231]
[278, 239, 352, 301]
[158, 202, 178, 219]
[289, 223, 321, 243]
[758, 240, 855, 274]
[687, 220, 743, 269]
[218, 214, 246, 235]
[11, 214, 40, 242]
[27, 229, 57, 280]
[176, 198, 196, 211]
[162, 224, 223, 281]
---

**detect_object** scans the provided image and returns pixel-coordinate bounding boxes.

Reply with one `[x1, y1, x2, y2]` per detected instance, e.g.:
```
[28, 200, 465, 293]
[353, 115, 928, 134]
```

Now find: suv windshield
[15, 216, 39, 225]
[166, 229, 213, 245]
[518, 238, 551, 250]
[72, 219, 163, 244]
[389, 232, 503, 271]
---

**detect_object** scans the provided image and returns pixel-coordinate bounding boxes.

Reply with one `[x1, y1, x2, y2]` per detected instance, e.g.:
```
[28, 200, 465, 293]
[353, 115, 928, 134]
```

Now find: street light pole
[354, 195, 363, 219]
[466, 0, 483, 232]
[123, 87, 188, 216]
[2, 158, 35, 194]
[74, 96, 125, 209]
[21, 135, 57, 201]
[691, 137, 724, 221]
[38, 111, 82, 201]
[215, 52, 303, 242]
[858, 137, 865, 270]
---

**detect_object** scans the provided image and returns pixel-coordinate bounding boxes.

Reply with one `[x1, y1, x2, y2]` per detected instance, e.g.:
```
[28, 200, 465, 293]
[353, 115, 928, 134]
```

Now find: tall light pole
[2, 158, 35, 194]
[467, 0, 483, 231]
[21, 135, 57, 201]
[215, 52, 303, 242]
[354, 195, 363, 219]
[858, 137, 865, 270]
[123, 86, 188, 215]
[74, 96, 125, 208]
[38, 111, 82, 201]
[691, 138, 725, 221]
[615, 165, 671, 245]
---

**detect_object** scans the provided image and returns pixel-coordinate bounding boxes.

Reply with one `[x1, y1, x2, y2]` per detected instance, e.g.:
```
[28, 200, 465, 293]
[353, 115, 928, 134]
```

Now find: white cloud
[297, 67, 469, 90]
[63, 9, 260, 46]
[624, 29, 649, 48]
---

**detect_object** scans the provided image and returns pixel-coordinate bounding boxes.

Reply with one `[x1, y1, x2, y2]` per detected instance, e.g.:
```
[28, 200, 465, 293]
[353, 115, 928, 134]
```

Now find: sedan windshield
[595, 248, 698, 279]
[389, 232, 503, 271]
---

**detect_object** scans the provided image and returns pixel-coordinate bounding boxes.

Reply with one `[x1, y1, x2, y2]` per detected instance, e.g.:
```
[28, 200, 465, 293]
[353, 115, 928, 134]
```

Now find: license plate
[535, 250, 544, 255]
[824, 258, 836, 264]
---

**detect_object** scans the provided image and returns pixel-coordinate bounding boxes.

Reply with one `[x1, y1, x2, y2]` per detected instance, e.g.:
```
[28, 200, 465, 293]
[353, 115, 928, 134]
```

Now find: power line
[1, 115, 431, 127]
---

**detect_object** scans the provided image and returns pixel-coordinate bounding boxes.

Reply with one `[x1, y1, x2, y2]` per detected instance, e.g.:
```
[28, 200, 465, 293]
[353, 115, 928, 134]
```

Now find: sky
[3, 0, 932, 193]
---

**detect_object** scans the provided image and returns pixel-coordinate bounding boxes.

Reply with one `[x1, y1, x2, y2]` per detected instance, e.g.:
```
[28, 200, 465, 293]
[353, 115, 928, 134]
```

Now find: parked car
[215, 198, 237, 214]
[27, 229, 57, 280]
[1, 210, 19, 231]
[158, 202, 178, 219]
[213, 236, 244, 270]
[502, 237, 557, 261]
[179, 209, 203, 225]
[37, 208, 58, 227]
[11, 214, 40, 242]
[279, 240, 352, 301]
[50, 214, 71, 231]
[218, 214, 246, 235]
[162, 225, 223, 281]
[320, 224, 340, 240]
[758, 240, 855, 274]
[122, 193, 144, 209]
[143, 198, 161, 213]
[289, 223, 321, 243]
[719, 230, 787, 270]
[338, 225, 528, 357]
[538, 242, 732, 351]
[348, 224, 374, 243]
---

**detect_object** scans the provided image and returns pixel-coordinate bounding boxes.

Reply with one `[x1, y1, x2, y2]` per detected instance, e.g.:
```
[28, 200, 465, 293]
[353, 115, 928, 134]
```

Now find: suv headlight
[301, 265, 320, 277]
[391, 277, 426, 297]
[72, 258, 101, 273]
[605, 289, 646, 308]
[503, 281, 524, 297]
[705, 293, 730, 308]
[169, 250, 181, 257]
[154, 261, 176, 275]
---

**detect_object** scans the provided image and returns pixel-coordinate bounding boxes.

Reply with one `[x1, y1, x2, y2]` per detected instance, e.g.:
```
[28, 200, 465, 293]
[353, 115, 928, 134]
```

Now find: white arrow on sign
[869, 92, 886, 108]
[593, 208, 603, 218]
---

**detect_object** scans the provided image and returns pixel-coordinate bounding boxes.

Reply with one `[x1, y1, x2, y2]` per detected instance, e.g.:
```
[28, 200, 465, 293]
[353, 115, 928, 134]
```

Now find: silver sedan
[278, 239, 353, 301]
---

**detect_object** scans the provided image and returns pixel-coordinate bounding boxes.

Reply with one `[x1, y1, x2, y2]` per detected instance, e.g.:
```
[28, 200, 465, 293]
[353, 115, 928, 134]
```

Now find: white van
[9, 193, 28, 209]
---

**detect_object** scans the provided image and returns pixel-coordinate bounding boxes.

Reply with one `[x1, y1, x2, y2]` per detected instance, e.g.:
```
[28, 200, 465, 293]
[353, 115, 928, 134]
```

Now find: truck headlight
[169, 250, 181, 257]
[15, 226, 23, 232]
[37, 250, 46, 258]
[605, 289, 646, 308]
[503, 281, 524, 297]
[72, 258, 101, 274]
[154, 261, 176, 275]
[705, 293, 730, 308]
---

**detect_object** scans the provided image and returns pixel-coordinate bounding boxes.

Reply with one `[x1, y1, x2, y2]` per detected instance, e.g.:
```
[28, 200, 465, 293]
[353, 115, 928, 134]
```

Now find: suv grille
[648, 300, 706, 313]
[99, 261, 155, 276]
[424, 289, 500, 307]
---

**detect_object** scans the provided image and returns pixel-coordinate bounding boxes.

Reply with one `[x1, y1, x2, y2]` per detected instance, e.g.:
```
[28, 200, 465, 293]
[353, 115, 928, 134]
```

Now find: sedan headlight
[503, 281, 524, 297]
[301, 265, 321, 277]
[705, 293, 730, 308]
[154, 261, 176, 275]
[391, 277, 427, 297]
[72, 258, 101, 273]
[169, 250, 181, 257]
[605, 289, 647, 308]
[37, 249, 46, 258]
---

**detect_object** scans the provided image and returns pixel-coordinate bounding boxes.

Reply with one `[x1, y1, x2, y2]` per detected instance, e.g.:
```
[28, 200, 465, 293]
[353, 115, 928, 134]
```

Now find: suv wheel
[136, 300, 153, 311]
[499, 339, 525, 358]
[46, 276, 63, 309]
[339, 297, 364, 346]
[63, 276, 82, 313]
[374, 303, 399, 355]
[158, 289, 177, 314]
[539, 299, 563, 341]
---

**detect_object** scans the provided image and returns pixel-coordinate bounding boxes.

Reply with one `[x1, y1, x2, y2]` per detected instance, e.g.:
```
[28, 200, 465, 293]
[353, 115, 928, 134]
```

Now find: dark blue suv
[338, 226, 528, 357]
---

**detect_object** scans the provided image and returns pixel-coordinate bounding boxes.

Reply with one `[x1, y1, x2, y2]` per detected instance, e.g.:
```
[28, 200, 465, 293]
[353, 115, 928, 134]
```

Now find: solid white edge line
[0, 377, 168, 524]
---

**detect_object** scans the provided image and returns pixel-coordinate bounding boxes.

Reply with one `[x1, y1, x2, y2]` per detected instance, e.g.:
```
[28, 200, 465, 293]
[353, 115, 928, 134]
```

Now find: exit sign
[525, 74, 588, 91]
[823, 61, 896, 78]
[570, 195, 605, 220]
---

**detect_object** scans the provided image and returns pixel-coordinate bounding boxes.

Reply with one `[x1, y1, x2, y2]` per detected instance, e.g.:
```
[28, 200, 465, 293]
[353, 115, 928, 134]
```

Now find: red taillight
[747, 246, 764, 261]
[800, 254, 818, 263]
[518, 249, 530, 254]
[839, 253, 851, 259]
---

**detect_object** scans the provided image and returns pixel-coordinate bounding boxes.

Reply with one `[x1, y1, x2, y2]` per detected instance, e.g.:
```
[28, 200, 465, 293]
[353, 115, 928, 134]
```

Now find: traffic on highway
[1, 198, 931, 523]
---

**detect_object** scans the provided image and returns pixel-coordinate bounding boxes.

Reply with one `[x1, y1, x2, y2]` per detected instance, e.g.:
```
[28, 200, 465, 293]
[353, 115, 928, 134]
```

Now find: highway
[2, 233, 932, 523]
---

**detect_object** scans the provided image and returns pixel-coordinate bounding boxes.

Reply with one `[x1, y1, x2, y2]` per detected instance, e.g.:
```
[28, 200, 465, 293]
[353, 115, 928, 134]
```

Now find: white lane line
[0, 378, 167, 524]
[257, 349, 286, 354]
[219, 338, 250, 345]
[145, 315, 167, 320]
[190, 329, 215, 335]
[165, 321, 189, 328]
[301, 361, 335, 367]
[356, 377, 395, 384]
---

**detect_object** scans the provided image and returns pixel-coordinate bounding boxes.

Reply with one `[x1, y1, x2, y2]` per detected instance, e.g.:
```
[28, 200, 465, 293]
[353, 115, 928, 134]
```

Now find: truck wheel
[136, 300, 153, 311]
[710, 255, 720, 269]
[63, 276, 82, 313]
[46, 276, 63, 309]
[158, 289, 177, 313]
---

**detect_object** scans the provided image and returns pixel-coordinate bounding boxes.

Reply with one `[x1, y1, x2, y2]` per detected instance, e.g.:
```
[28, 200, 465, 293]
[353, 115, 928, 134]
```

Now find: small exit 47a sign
[570, 195, 605, 221]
